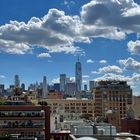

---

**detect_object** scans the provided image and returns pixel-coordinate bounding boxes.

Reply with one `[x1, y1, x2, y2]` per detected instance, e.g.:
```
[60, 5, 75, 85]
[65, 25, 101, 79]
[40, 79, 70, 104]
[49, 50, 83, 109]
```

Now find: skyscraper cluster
[0, 58, 99, 100]
[0, 57, 84, 99]
[0, 58, 135, 137]
[58, 57, 83, 98]
[59, 74, 76, 97]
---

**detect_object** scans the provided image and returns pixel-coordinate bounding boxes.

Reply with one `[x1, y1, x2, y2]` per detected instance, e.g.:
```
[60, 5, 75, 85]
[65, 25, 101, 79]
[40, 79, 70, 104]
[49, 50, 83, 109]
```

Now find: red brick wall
[0, 105, 51, 140]
[121, 118, 140, 135]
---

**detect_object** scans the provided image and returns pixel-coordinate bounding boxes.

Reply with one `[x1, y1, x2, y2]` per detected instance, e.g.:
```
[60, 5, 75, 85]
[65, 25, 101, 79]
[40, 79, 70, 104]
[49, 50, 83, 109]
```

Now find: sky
[0, 0, 140, 95]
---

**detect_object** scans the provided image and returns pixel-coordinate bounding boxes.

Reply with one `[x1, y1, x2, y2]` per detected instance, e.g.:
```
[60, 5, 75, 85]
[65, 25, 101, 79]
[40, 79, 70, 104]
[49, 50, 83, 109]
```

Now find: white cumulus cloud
[98, 65, 123, 74]
[1, 0, 140, 56]
[0, 9, 85, 55]
[95, 73, 129, 81]
[128, 40, 140, 55]
[37, 52, 51, 58]
[86, 59, 94, 63]
[81, 0, 140, 34]
[119, 57, 140, 72]
[0, 39, 31, 54]
[0, 75, 6, 79]
[130, 73, 140, 83]
[52, 77, 60, 83]
[99, 60, 107, 64]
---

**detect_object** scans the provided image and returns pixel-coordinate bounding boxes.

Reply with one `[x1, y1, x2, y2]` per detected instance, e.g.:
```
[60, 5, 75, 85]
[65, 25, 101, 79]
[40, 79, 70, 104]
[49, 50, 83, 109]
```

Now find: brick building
[93, 81, 132, 127]
[121, 107, 140, 135]
[121, 118, 140, 135]
[0, 104, 50, 140]
[42, 98, 94, 116]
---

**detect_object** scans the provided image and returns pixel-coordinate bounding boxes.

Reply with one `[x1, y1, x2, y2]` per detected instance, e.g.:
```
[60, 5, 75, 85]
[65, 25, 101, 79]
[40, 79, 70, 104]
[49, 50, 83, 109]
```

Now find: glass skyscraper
[60, 74, 66, 93]
[43, 76, 48, 98]
[14, 75, 20, 87]
[75, 57, 82, 93]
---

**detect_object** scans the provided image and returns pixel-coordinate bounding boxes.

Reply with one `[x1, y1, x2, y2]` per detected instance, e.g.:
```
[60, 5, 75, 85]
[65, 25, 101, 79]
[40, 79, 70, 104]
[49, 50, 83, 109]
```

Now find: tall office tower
[8, 85, 14, 96]
[28, 84, 35, 91]
[14, 75, 20, 87]
[60, 74, 66, 93]
[66, 77, 71, 83]
[43, 76, 48, 98]
[84, 84, 87, 91]
[54, 83, 60, 92]
[48, 85, 54, 91]
[0, 84, 4, 97]
[65, 82, 76, 97]
[89, 81, 95, 91]
[34, 82, 38, 98]
[21, 83, 25, 91]
[93, 80, 132, 126]
[75, 57, 82, 94]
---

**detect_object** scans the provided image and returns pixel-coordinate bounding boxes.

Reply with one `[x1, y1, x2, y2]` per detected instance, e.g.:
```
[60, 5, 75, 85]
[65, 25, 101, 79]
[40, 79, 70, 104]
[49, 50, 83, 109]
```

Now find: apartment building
[42, 98, 94, 116]
[0, 104, 50, 140]
[93, 81, 132, 125]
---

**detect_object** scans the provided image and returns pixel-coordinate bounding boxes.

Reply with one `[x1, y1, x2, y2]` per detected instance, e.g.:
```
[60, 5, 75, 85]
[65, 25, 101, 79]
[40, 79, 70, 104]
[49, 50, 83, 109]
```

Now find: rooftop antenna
[77, 56, 79, 62]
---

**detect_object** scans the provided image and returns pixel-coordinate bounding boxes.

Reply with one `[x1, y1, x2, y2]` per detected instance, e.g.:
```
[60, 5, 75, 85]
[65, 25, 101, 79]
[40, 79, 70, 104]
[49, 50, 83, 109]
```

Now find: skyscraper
[21, 83, 25, 91]
[65, 82, 76, 97]
[84, 84, 87, 91]
[75, 57, 82, 93]
[89, 80, 95, 91]
[43, 76, 48, 98]
[14, 75, 20, 87]
[60, 74, 66, 93]
[53, 83, 60, 92]
[0, 84, 4, 97]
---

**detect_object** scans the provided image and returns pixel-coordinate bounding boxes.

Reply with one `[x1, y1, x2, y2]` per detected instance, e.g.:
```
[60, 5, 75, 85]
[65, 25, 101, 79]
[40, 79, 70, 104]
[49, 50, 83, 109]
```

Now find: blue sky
[0, 0, 140, 95]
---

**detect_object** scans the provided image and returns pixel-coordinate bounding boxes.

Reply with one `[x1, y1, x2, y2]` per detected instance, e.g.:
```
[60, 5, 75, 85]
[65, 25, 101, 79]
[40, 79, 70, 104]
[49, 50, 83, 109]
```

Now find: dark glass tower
[14, 75, 20, 88]
[75, 57, 82, 93]
[60, 74, 66, 93]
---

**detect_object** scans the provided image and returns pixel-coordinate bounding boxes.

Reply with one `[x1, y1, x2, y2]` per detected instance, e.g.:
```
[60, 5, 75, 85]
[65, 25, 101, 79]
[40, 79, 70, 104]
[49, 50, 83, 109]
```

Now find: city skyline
[0, 0, 140, 95]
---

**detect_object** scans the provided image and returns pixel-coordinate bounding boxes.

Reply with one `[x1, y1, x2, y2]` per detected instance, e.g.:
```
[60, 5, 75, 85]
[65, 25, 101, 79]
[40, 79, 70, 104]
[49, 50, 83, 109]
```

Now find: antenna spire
[77, 56, 79, 62]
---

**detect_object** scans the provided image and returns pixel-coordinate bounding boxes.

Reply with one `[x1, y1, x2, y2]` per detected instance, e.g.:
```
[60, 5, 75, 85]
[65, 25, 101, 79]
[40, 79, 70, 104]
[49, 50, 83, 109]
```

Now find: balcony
[0, 120, 44, 131]
[0, 127, 44, 132]
[0, 112, 44, 120]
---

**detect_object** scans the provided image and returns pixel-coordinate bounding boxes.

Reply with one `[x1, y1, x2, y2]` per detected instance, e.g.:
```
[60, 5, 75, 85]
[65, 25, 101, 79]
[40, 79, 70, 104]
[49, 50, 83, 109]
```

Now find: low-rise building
[46, 91, 63, 99]
[133, 96, 140, 118]
[42, 98, 94, 116]
[121, 106, 140, 135]
[70, 122, 116, 136]
[0, 104, 50, 140]
[121, 118, 140, 135]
